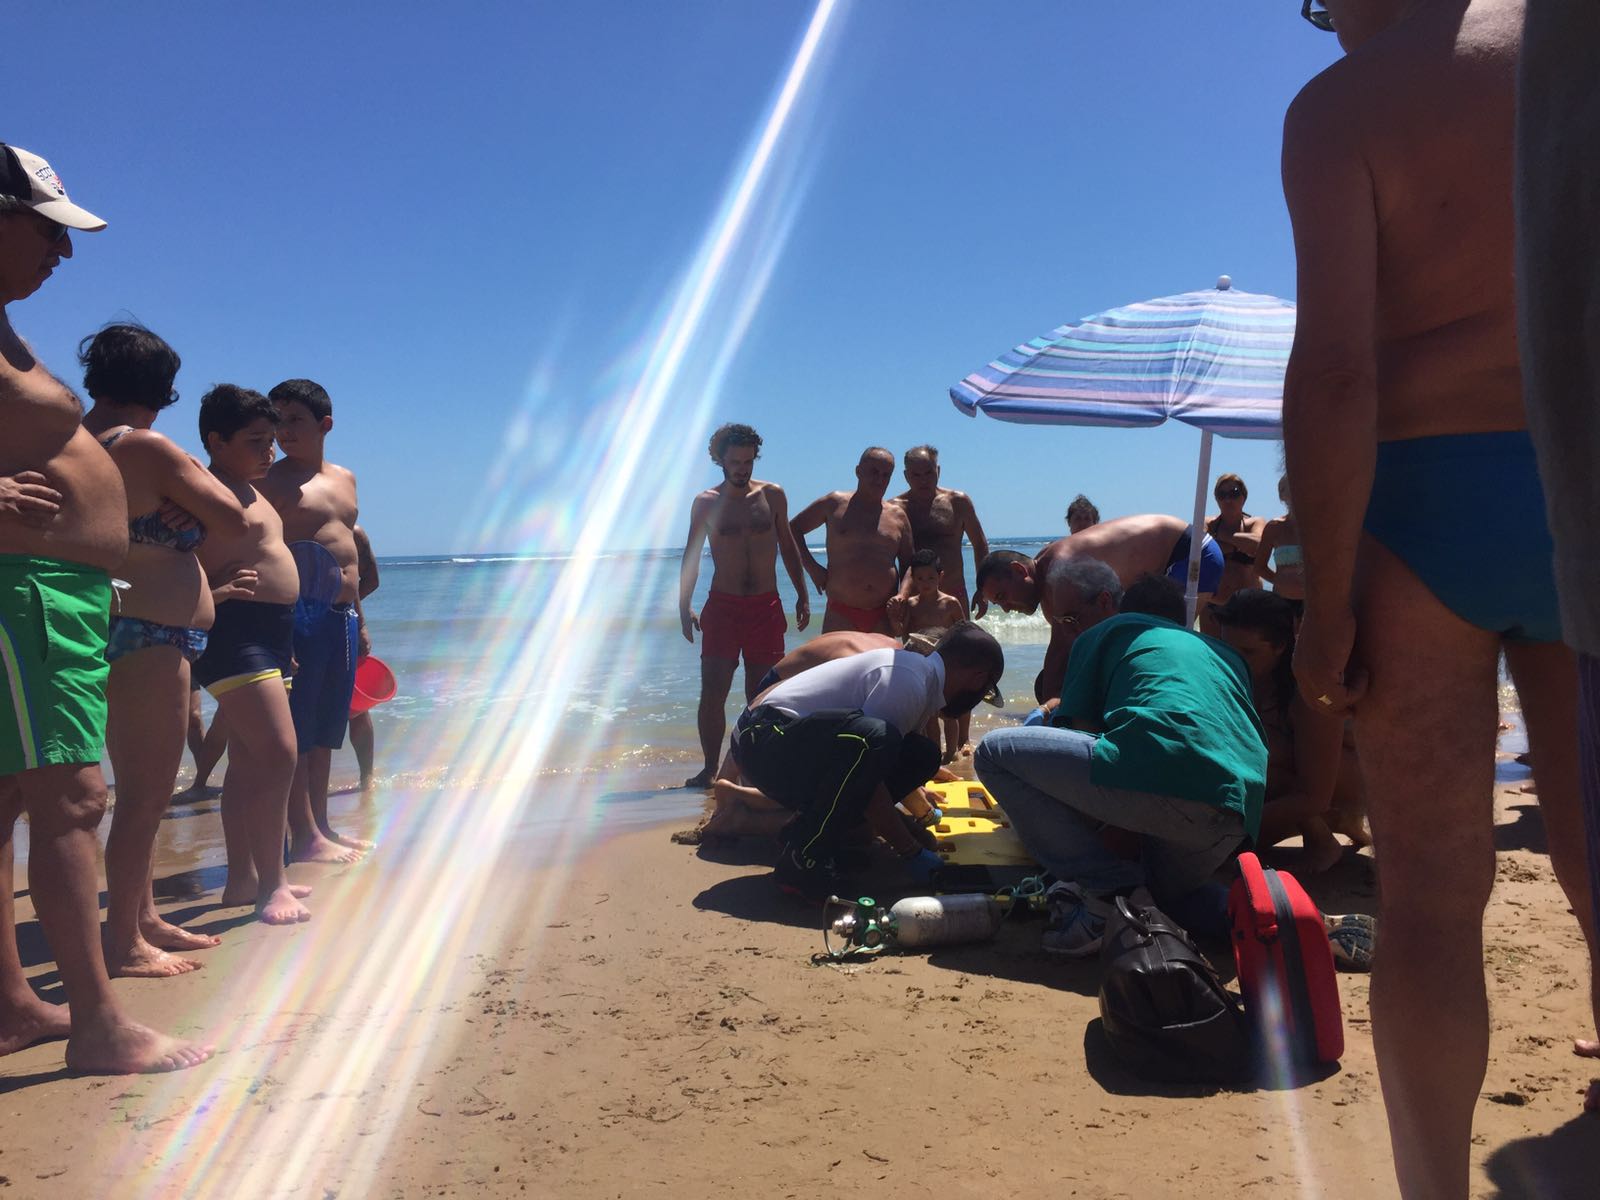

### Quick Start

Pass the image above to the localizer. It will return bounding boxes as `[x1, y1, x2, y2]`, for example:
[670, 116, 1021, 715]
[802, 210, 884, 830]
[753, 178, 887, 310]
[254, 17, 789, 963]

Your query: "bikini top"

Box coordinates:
[1273, 544, 1304, 568]
[97, 427, 207, 553]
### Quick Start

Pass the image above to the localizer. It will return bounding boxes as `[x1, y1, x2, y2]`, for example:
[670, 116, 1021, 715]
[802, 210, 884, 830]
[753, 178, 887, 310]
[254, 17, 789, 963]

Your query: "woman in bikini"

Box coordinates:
[78, 325, 249, 977]
[1255, 474, 1305, 611]
[1200, 472, 1267, 636]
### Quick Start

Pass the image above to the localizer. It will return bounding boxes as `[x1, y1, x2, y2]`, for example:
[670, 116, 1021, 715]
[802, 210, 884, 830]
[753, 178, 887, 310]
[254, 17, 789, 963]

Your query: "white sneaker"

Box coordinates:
[1040, 882, 1115, 958]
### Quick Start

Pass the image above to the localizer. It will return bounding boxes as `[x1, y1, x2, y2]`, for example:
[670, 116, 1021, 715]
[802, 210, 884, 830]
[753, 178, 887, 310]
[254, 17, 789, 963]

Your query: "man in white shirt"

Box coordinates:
[731, 622, 1004, 899]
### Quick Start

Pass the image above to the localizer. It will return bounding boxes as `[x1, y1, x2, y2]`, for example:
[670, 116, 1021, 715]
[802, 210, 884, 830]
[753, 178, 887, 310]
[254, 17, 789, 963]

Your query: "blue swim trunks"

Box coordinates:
[1166, 526, 1225, 594]
[1363, 431, 1560, 643]
[289, 602, 359, 753]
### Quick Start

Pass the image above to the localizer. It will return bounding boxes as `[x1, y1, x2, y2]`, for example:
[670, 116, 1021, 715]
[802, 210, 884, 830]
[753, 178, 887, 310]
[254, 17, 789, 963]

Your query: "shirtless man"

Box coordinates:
[263, 379, 369, 862]
[791, 447, 914, 635]
[679, 423, 809, 788]
[974, 513, 1222, 702]
[194, 385, 311, 925]
[1282, 3, 1597, 1193]
[0, 143, 211, 1072]
[890, 445, 988, 616]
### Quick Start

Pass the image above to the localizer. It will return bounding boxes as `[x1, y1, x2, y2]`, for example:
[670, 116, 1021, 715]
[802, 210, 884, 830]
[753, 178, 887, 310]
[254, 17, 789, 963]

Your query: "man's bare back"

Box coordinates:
[263, 460, 360, 604]
[1289, 0, 1525, 440]
[1039, 514, 1188, 597]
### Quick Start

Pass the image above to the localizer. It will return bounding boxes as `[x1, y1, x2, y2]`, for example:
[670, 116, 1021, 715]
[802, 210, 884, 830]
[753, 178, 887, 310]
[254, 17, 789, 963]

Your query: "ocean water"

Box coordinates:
[350, 536, 1056, 809]
[31, 533, 1528, 870]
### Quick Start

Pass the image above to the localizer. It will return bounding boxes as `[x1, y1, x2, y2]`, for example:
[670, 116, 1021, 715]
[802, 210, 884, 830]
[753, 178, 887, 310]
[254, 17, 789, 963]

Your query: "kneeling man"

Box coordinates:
[975, 558, 1264, 956]
[733, 621, 1004, 898]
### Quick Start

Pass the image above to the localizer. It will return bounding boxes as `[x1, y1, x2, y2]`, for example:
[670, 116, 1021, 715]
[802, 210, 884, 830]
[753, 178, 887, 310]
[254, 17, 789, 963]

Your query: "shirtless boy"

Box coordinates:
[791, 447, 914, 635]
[891, 445, 988, 616]
[194, 385, 310, 926]
[1282, 1, 1597, 1191]
[678, 423, 809, 788]
[892, 550, 968, 761]
[975, 513, 1222, 701]
[0, 143, 210, 1073]
[263, 379, 369, 862]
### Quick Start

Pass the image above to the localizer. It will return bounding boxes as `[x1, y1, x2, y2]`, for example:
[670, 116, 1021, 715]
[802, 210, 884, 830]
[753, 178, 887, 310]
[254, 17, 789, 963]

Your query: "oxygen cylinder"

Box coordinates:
[822, 893, 1005, 959]
[886, 894, 1004, 948]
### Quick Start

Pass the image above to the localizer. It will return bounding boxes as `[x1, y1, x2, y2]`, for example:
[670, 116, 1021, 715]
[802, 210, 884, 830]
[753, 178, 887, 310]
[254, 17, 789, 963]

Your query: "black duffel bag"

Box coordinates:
[1096, 895, 1254, 1085]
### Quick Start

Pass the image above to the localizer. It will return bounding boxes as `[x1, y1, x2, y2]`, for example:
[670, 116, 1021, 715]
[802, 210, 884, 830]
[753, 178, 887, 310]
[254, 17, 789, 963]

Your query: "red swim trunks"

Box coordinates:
[700, 590, 786, 663]
[827, 600, 889, 633]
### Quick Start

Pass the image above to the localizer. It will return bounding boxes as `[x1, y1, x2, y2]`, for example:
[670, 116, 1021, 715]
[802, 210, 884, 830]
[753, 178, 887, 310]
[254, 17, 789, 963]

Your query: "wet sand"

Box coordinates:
[2, 757, 1597, 1197]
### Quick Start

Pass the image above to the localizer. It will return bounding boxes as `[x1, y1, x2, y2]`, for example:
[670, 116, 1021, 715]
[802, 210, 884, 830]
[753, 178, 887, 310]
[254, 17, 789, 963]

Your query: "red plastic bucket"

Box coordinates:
[349, 655, 397, 716]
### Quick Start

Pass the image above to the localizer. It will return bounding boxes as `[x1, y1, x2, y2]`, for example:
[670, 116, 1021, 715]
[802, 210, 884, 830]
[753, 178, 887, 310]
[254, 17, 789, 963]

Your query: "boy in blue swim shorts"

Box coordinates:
[263, 379, 371, 863]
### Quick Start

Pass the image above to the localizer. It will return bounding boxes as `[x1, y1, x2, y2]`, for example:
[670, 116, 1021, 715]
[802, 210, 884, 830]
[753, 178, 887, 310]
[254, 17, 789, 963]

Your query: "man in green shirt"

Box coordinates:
[974, 558, 1266, 956]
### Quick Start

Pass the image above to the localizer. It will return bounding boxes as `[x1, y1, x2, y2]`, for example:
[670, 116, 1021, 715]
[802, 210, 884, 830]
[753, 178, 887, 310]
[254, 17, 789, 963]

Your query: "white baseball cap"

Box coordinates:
[0, 143, 105, 231]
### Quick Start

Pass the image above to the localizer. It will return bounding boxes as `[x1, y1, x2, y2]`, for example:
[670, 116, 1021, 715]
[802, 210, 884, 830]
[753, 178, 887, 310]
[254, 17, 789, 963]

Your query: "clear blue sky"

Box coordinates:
[10, 4, 1338, 556]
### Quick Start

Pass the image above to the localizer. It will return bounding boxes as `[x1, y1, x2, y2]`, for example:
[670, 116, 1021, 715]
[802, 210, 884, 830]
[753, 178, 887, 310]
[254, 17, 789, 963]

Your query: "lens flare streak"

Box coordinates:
[135, 3, 847, 1195]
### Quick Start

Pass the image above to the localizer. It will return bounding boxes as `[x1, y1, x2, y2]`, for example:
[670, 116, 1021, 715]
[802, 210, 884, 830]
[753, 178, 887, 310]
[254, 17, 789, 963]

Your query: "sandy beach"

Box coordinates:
[2, 745, 1595, 1199]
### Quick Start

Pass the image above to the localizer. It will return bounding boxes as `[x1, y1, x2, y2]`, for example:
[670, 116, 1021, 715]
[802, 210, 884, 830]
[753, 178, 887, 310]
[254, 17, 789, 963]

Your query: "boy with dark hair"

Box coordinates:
[891, 549, 969, 761]
[263, 378, 369, 863]
[194, 385, 310, 925]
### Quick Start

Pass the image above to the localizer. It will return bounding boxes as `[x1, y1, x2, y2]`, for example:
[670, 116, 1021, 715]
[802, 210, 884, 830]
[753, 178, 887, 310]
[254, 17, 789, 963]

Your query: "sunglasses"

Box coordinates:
[1301, 0, 1334, 31]
[1216, 487, 1246, 500]
[27, 211, 70, 244]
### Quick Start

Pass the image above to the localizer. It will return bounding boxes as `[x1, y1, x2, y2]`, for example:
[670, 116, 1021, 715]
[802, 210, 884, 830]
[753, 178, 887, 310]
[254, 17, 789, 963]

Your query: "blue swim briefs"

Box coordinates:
[1363, 431, 1560, 643]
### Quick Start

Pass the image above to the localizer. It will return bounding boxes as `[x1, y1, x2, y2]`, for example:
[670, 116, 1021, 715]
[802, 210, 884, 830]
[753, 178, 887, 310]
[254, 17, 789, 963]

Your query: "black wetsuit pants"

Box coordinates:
[732, 705, 939, 867]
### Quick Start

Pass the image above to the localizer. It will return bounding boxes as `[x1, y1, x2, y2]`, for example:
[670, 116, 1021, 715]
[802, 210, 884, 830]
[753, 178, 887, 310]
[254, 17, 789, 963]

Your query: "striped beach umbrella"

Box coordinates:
[949, 277, 1296, 620]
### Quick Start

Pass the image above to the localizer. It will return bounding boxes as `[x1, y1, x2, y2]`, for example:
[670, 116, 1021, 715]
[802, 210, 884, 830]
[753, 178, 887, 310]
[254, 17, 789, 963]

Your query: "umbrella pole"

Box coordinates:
[1185, 430, 1214, 627]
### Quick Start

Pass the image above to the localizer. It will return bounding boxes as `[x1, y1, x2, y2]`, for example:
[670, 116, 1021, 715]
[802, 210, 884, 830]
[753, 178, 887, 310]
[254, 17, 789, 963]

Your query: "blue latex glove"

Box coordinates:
[904, 847, 944, 885]
[1022, 706, 1049, 727]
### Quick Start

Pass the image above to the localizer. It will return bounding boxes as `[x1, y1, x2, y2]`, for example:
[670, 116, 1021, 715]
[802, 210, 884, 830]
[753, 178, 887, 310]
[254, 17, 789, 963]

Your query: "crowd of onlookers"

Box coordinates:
[2, 142, 378, 1074]
[678, 6, 1600, 1198]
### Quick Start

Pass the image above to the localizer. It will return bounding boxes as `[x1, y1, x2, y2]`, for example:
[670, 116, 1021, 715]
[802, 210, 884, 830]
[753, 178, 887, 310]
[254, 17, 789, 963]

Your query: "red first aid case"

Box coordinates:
[1228, 851, 1344, 1066]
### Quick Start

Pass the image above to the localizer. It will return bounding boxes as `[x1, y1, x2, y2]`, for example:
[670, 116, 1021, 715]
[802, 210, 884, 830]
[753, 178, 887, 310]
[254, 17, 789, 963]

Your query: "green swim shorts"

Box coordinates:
[0, 554, 112, 776]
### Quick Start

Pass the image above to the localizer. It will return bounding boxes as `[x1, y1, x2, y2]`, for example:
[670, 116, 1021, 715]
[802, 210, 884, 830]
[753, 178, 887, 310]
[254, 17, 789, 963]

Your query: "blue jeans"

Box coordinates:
[975, 726, 1245, 904]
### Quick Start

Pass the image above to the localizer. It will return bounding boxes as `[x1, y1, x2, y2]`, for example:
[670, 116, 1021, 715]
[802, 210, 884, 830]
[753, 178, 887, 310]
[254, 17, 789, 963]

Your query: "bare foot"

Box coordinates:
[141, 918, 221, 952]
[289, 835, 363, 865]
[1330, 814, 1372, 849]
[221, 876, 312, 905]
[327, 830, 375, 851]
[257, 885, 312, 925]
[1301, 822, 1346, 875]
[65, 1018, 214, 1074]
[106, 938, 203, 979]
[173, 783, 220, 803]
[0, 997, 72, 1056]
[1576, 1040, 1600, 1112]
[683, 769, 714, 789]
